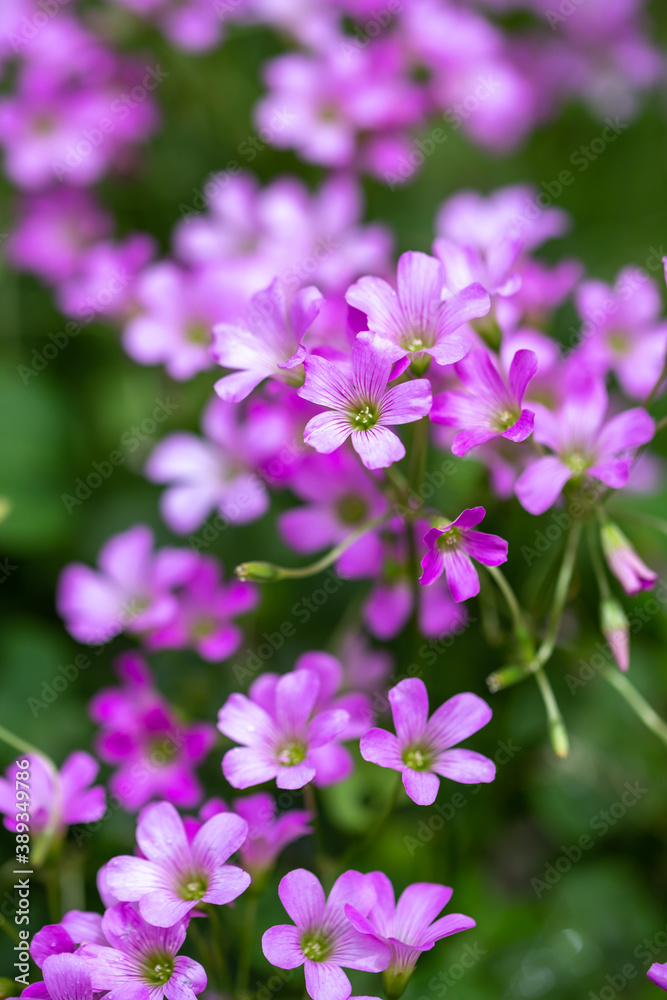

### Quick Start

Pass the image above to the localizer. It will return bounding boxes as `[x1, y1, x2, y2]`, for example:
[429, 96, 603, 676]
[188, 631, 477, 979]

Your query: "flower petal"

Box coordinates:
[514, 456, 573, 515]
[402, 769, 440, 806]
[425, 693, 493, 749]
[262, 925, 305, 969]
[432, 748, 496, 784]
[278, 869, 326, 928]
[442, 550, 480, 603]
[352, 426, 405, 470]
[359, 729, 403, 769]
[304, 413, 354, 454]
[304, 961, 352, 1000]
[388, 678, 429, 744]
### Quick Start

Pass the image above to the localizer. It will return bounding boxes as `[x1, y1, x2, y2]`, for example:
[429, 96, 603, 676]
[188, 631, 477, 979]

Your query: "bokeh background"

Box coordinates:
[2, 4, 667, 998]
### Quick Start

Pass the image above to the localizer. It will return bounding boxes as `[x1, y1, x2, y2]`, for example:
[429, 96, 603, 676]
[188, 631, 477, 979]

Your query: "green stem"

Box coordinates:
[340, 773, 403, 868]
[204, 904, 232, 994]
[655, 413, 667, 434]
[236, 891, 259, 998]
[235, 515, 388, 581]
[408, 416, 429, 500]
[485, 566, 534, 661]
[534, 667, 570, 758]
[587, 524, 611, 600]
[534, 520, 582, 668]
[0, 919, 20, 945]
[303, 783, 328, 881]
[602, 668, 667, 747]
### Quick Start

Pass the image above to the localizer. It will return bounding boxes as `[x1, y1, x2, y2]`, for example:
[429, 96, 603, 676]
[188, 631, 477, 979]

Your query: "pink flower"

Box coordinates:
[420, 507, 508, 602]
[145, 556, 259, 661]
[233, 792, 313, 878]
[648, 961, 667, 992]
[145, 397, 270, 534]
[21, 953, 94, 1000]
[105, 801, 250, 927]
[212, 279, 323, 402]
[218, 667, 351, 790]
[345, 251, 489, 369]
[56, 525, 197, 645]
[298, 332, 432, 469]
[600, 521, 658, 596]
[431, 348, 538, 456]
[514, 376, 655, 515]
[89, 652, 217, 810]
[360, 678, 495, 806]
[262, 869, 390, 1000]
[345, 873, 475, 991]
[30, 911, 106, 969]
[0, 752, 105, 837]
[82, 903, 206, 1000]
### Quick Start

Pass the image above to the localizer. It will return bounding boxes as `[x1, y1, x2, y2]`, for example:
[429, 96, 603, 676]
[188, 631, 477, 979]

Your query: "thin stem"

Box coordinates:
[0, 724, 54, 763]
[408, 416, 429, 499]
[235, 515, 388, 581]
[656, 413, 667, 434]
[534, 667, 570, 758]
[485, 566, 534, 661]
[236, 891, 259, 998]
[303, 783, 328, 881]
[534, 520, 582, 668]
[340, 773, 403, 869]
[602, 668, 667, 747]
[644, 359, 667, 408]
[587, 524, 611, 600]
[204, 904, 232, 994]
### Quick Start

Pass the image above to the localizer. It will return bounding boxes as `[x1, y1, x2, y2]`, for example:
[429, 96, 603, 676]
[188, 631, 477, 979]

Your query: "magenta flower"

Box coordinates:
[278, 451, 387, 574]
[212, 279, 323, 402]
[345, 251, 489, 368]
[81, 903, 206, 1000]
[233, 792, 313, 878]
[298, 332, 432, 469]
[360, 679, 495, 806]
[145, 556, 259, 662]
[600, 521, 658, 596]
[420, 507, 508, 602]
[648, 962, 667, 991]
[345, 873, 475, 992]
[22, 953, 94, 1000]
[105, 801, 250, 927]
[514, 376, 655, 515]
[57, 525, 197, 645]
[89, 652, 217, 811]
[0, 752, 105, 837]
[31, 911, 107, 969]
[262, 869, 390, 1000]
[431, 348, 538, 456]
[146, 397, 271, 535]
[217, 668, 351, 790]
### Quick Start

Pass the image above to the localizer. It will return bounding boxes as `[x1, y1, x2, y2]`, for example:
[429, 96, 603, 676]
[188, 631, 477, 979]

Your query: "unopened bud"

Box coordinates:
[235, 561, 284, 582]
[600, 596, 630, 672]
[600, 521, 657, 595]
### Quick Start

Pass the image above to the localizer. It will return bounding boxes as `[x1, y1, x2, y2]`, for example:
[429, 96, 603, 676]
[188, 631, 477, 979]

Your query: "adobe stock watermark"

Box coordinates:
[9, 0, 72, 51]
[520, 481, 606, 566]
[52, 65, 169, 181]
[404, 738, 521, 856]
[545, 0, 589, 30]
[61, 397, 179, 513]
[385, 76, 501, 190]
[566, 578, 667, 693]
[530, 781, 648, 897]
[588, 921, 667, 1000]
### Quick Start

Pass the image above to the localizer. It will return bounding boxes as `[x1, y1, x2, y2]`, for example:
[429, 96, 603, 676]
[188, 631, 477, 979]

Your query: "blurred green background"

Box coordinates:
[2, 5, 667, 998]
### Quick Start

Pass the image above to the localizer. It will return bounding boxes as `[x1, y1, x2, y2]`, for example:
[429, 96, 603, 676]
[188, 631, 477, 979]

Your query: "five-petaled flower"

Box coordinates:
[419, 507, 508, 602]
[360, 678, 495, 806]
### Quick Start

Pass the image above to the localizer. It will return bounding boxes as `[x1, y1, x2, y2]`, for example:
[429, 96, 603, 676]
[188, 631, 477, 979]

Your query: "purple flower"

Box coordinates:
[261, 868, 390, 1000]
[298, 332, 432, 469]
[105, 801, 250, 927]
[22, 953, 93, 1000]
[345, 251, 489, 369]
[212, 279, 323, 402]
[56, 525, 198, 645]
[31, 911, 107, 969]
[575, 266, 667, 399]
[345, 873, 475, 993]
[217, 668, 351, 790]
[514, 376, 655, 515]
[600, 521, 658, 596]
[81, 903, 206, 1000]
[145, 555, 259, 662]
[0, 752, 105, 837]
[420, 507, 508, 602]
[648, 961, 667, 991]
[145, 397, 271, 535]
[89, 652, 217, 811]
[360, 679, 495, 806]
[278, 451, 387, 575]
[233, 792, 313, 878]
[430, 348, 538, 456]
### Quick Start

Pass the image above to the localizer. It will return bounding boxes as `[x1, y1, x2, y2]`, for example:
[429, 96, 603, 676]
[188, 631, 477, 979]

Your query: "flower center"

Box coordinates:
[565, 451, 589, 475]
[185, 321, 211, 346]
[181, 875, 208, 901]
[437, 526, 461, 549]
[351, 403, 378, 429]
[494, 407, 518, 431]
[301, 931, 330, 962]
[192, 616, 217, 638]
[143, 953, 174, 985]
[609, 332, 629, 353]
[403, 745, 432, 771]
[336, 494, 367, 525]
[277, 741, 307, 767]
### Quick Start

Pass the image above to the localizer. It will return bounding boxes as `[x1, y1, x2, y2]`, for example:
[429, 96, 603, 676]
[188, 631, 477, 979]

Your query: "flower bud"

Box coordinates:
[487, 664, 531, 692]
[600, 596, 630, 672]
[234, 561, 284, 582]
[600, 521, 657, 595]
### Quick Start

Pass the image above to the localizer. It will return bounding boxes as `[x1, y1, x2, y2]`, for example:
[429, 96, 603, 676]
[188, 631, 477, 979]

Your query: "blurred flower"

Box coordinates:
[0, 752, 105, 839]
